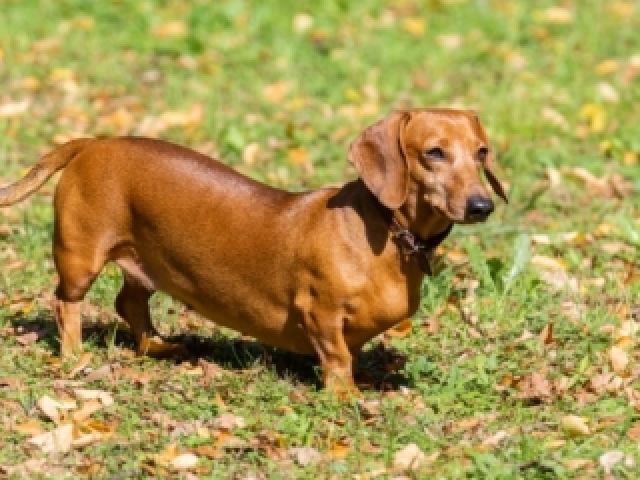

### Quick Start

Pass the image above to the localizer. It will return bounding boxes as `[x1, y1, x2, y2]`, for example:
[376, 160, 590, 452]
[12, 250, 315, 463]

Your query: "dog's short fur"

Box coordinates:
[0, 109, 506, 395]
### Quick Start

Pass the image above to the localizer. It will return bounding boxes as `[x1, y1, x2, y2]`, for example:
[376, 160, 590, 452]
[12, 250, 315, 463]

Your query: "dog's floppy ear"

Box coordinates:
[483, 154, 508, 203]
[348, 111, 411, 209]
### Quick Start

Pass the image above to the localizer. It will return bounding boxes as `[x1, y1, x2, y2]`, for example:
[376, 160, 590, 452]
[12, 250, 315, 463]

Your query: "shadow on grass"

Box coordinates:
[8, 312, 411, 393]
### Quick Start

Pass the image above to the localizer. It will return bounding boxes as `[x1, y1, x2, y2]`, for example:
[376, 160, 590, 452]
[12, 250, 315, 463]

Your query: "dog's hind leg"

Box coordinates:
[115, 274, 187, 358]
[53, 249, 105, 358]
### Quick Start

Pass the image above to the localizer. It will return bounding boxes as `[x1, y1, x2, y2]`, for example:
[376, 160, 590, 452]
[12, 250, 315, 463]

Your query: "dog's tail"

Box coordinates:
[0, 138, 93, 206]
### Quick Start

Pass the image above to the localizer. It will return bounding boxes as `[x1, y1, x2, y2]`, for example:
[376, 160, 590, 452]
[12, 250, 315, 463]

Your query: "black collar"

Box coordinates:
[389, 217, 453, 275]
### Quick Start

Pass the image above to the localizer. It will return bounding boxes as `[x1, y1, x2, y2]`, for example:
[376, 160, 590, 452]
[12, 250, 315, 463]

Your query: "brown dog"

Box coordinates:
[0, 109, 506, 394]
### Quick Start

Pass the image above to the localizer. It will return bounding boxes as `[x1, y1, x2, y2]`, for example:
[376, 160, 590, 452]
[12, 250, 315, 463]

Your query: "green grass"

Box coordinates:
[1, 0, 639, 478]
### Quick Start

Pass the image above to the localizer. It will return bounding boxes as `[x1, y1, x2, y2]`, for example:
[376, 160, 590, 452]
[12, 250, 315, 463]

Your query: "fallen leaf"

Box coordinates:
[609, 346, 629, 373]
[263, 82, 289, 104]
[561, 415, 590, 437]
[12, 419, 46, 436]
[517, 372, 552, 402]
[565, 458, 595, 471]
[84, 363, 120, 382]
[28, 424, 73, 453]
[599, 451, 624, 475]
[73, 389, 114, 407]
[393, 443, 426, 471]
[153, 21, 187, 38]
[71, 399, 104, 423]
[67, 352, 93, 378]
[539, 322, 554, 345]
[0, 99, 30, 118]
[212, 413, 246, 431]
[15, 332, 38, 346]
[287, 147, 309, 165]
[293, 13, 313, 34]
[37, 395, 76, 424]
[402, 17, 426, 37]
[170, 453, 199, 471]
[326, 438, 351, 460]
[481, 430, 509, 449]
[386, 319, 412, 338]
[626, 423, 640, 441]
[288, 447, 322, 466]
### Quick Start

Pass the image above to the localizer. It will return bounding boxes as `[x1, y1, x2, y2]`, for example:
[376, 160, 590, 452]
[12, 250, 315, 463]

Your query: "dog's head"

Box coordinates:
[348, 109, 507, 224]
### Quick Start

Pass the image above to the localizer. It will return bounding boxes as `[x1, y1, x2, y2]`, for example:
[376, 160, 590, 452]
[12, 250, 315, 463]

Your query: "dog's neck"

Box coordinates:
[349, 180, 453, 274]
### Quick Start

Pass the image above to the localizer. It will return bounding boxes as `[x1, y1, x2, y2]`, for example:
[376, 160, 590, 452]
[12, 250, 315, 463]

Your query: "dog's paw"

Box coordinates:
[137, 335, 188, 359]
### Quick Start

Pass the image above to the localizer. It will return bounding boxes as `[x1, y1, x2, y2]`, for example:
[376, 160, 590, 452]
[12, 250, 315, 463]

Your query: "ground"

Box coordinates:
[1, 1, 639, 478]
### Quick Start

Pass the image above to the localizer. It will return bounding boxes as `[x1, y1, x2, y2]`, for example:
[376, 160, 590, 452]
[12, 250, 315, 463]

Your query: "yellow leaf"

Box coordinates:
[287, 147, 309, 164]
[623, 152, 638, 166]
[561, 415, 590, 437]
[579, 103, 607, 133]
[12, 419, 46, 436]
[402, 17, 426, 37]
[263, 82, 289, 103]
[596, 59, 619, 75]
[153, 21, 187, 38]
[327, 439, 351, 460]
[545, 7, 573, 24]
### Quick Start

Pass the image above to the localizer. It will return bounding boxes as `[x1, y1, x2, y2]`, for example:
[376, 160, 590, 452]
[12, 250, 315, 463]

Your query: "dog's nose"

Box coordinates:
[466, 195, 494, 220]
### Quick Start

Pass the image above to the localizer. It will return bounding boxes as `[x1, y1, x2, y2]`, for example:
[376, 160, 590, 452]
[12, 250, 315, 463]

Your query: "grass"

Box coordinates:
[1, 0, 639, 478]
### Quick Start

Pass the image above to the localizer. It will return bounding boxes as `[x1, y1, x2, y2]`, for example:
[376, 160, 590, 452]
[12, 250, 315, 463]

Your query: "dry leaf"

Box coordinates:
[386, 319, 412, 338]
[288, 447, 322, 466]
[481, 430, 509, 448]
[326, 438, 351, 460]
[287, 147, 309, 165]
[0, 99, 30, 118]
[293, 13, 313, 34]
[626, 423, 640, 441]
[565, 458, 595, 470]
[84, 363, 120, 382]
[517, 372, 552, 401]
[599, 451, 624, 475]
[67, 352, 93, 378]
[170, 453, 199, 471]
[539, 322, 554, 345]
[73, 389, 114, 407]
[212, 413, 246, 431]
[28, 424, 73, 453]
[12, 419, 46, 436]
[154, 21, 187, 38]
[263, 82, 289, 103]
[541, 6, 573, 24]
[37, 395, 76, 424]
[71, 399, 104, 423]
[15, 332, 38, 346]
[561, 415, 590, 437]
[402, 17, 426, 37]
[393, 443, 426, 471]
[609, 346, 629, 373]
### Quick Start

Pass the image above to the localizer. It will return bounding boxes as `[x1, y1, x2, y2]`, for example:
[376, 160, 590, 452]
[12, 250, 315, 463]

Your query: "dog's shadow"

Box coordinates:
[8, 313, 410, 392]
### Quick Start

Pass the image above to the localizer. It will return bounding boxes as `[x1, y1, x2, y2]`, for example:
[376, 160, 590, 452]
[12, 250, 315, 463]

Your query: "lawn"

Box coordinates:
[1, 0, 639, 478]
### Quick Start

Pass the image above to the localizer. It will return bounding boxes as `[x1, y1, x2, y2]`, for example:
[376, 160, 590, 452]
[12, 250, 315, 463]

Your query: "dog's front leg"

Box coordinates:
[301, 311, 361, 398]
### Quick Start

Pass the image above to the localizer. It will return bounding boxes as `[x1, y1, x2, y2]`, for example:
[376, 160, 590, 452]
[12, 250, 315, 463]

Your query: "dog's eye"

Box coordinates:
[424, 147, 446, 161]
[477, 147, 489, 162]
